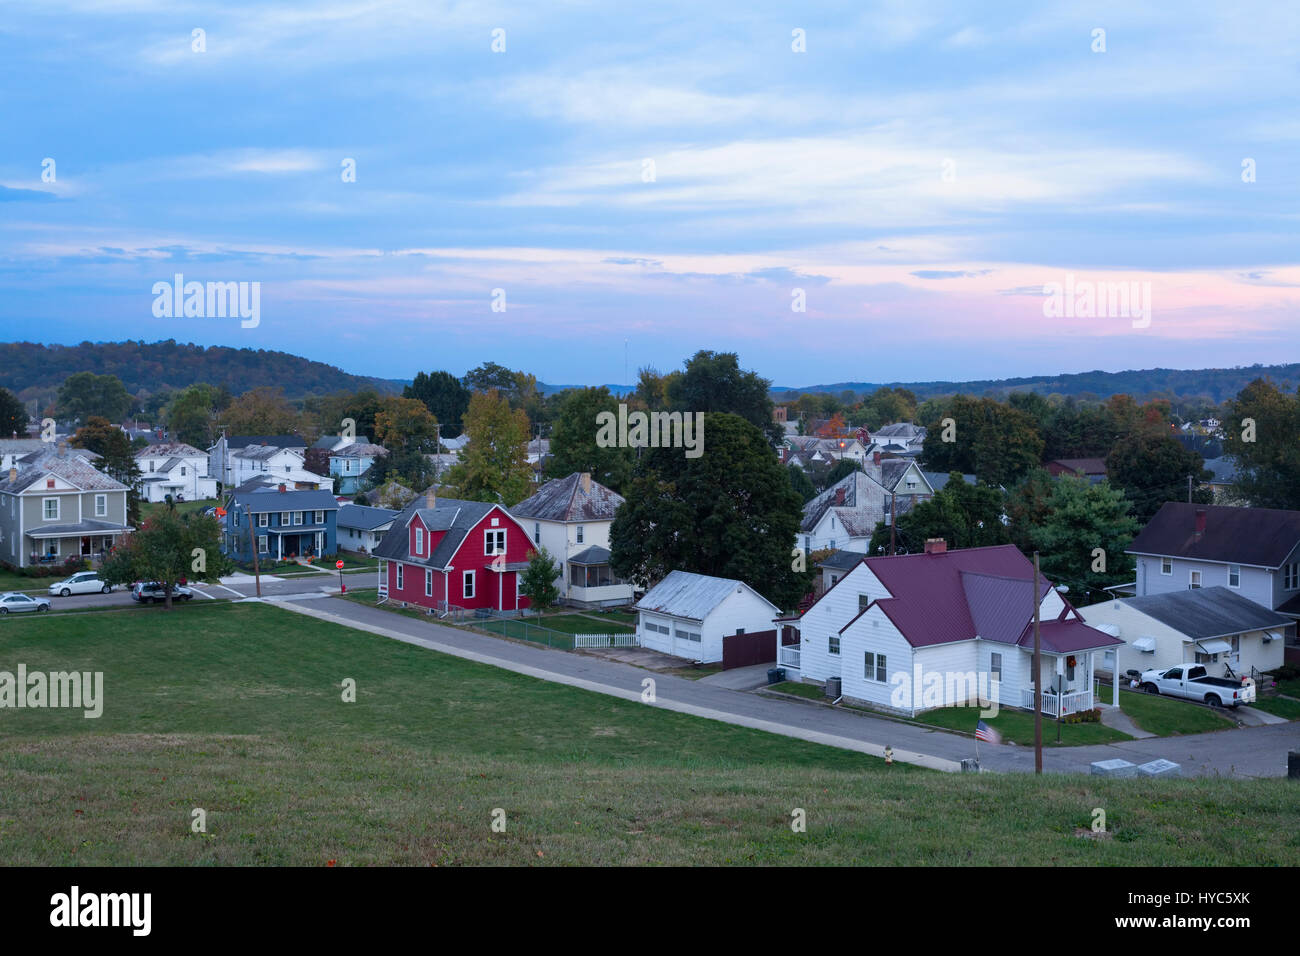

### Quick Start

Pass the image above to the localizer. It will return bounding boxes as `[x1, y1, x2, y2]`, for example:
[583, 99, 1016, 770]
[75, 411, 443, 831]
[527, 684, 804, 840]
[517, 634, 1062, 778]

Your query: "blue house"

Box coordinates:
[223, 488, 341, 562]
[329, 442, 388, 494]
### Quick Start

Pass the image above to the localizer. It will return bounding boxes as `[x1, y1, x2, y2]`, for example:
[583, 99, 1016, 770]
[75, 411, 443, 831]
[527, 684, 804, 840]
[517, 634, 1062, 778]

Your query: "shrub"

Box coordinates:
[1064, 707, 1102, 724]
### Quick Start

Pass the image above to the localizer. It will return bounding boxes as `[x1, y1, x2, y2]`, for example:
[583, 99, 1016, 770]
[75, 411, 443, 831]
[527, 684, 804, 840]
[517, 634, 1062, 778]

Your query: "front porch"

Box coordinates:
[1020, 687, 1094, 717]
[1019, 649, 1098, 717]
[26, 523, 131, 567]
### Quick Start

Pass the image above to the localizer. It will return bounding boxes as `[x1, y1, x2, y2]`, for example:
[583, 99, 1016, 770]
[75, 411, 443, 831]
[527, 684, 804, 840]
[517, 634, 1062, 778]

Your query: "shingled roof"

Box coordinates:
[510, 472, 624, 523]
[136, 442, 206, 459]
[0, 447, 127, 494]
[1127, 502, 1300, 568]
[372, 495, 508, 569]
[1113, 586, 1293, 641]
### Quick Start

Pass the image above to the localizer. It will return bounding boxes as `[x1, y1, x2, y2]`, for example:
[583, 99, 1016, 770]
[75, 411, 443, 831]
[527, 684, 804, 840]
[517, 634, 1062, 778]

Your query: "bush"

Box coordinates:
[1266, 664, 1300, 681]
[1063, 707, 1102, 724]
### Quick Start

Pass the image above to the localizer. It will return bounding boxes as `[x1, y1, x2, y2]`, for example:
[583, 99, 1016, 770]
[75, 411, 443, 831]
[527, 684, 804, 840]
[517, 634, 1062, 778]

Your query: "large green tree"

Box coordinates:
[1106, 431, 1211, 523]
[1009, 475, 1139, 606]
[165, 383, 222, 448]
[100, 506, 223, 610]
[920, 395, 1045, 486]
[666, 350, 780, 443]
[57, 372, 133, 425]
[444, 390, 533, 505]
[868, 475, 1008, 554]
[546, 387, 634, 492]
[70, 416, 144, 525]
[609, 413, 808, 609]
[1221, 378, 1300, 509]
[0, 386, 27, 438]
[219, 386, 302, 436]
[404, 371, 471, 438]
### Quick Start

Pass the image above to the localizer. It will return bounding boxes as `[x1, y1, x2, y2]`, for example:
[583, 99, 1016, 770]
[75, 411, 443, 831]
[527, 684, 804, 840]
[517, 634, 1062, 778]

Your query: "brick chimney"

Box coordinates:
[834, 486, 846, 505]
[1194, 507, 1207, 539]
[580, 472, 592, 494]
[57, 440, 67, 458]
[425, 488, 437, 509]
[7, 467, 15, 482]
[278, 483, 286, 493]
[924, 538, 947, 554]
[872, 451, 882, 466]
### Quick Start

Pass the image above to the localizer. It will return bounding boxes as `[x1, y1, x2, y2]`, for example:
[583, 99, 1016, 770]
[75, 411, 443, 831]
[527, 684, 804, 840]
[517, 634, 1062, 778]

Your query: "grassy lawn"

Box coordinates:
[1108, 687, 1236, 736]
[770, 680, 829, 701]
[335, 553, 379, 569]
[531, 612, 634, 635]
[908, 705, 1132, 747]
[138, 499, 212, 521]
[0, 570, 53, 594]
[2, 603, 1299, 865]
[1250, 696, 1300, 720]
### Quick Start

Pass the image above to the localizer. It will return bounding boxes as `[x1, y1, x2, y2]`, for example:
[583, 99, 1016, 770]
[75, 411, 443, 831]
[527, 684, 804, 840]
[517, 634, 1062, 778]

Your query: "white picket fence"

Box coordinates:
[572, 632, 641, 649]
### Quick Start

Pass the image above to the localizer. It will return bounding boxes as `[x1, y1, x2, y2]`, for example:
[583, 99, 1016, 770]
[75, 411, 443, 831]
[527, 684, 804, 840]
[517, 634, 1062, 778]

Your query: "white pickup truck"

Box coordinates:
[1138, 665, 1255, 708]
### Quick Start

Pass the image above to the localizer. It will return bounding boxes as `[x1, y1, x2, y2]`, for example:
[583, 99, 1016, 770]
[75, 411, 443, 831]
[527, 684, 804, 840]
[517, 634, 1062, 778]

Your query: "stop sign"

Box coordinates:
[336, 560, 344, 569]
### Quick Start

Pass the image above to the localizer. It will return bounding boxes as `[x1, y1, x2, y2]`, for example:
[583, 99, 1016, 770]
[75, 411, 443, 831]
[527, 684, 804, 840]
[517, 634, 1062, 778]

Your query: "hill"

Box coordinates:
[0, 340, 402, 400]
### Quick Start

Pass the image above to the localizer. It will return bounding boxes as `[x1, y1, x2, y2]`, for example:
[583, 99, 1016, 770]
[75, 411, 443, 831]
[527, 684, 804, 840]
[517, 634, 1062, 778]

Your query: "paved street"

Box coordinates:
[271, 595, 1300, 779]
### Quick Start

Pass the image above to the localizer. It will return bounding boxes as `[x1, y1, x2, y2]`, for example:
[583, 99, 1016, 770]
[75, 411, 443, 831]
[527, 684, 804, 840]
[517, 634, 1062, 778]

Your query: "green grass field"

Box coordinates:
[2, 603, 1298, 865]
[1251, 695, 1300, 720]
[1107, 687, 1237, 735]
[532, 613, 635, 635]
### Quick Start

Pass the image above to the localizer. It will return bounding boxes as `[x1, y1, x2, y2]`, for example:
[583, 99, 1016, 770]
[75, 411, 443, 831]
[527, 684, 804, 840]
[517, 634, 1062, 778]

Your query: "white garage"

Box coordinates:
[635, 570, 781, 663]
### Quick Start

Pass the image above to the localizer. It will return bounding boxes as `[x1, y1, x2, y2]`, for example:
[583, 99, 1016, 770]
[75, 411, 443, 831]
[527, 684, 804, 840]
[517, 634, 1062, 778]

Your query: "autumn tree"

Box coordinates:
[444, 390, 533, 505]
[70, 416, 144, 525]
[100, 507, 223, 610]
[869, 476, 1008, 554]
[220, 386, 301, 436]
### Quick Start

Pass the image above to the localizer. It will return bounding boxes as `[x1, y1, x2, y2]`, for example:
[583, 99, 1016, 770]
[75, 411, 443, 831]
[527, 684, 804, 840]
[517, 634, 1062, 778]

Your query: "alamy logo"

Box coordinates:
[50, 886, 150, 936]
[889, 666, 999, 717]
[0, 665, 102, 718]
[1042, 273, 1151, 328]
[151, 273, 260, 328]
[595, 403, 705, 459]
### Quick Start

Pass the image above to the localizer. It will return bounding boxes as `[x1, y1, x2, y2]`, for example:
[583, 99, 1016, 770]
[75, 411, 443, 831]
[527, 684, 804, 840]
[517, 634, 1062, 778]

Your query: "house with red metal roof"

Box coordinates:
[779, 540, 1122, 718]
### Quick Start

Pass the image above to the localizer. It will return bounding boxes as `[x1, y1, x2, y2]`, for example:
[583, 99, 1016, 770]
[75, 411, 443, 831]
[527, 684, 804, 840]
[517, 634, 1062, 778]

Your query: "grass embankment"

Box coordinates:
[2, 603, 1298, 865]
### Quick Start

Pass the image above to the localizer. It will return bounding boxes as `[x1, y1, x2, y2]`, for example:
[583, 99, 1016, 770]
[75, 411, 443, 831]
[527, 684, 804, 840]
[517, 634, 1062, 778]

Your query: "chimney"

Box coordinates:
[580, 472, 592, 494]
[924, 538, 947, 554]
[1194, 507, 1207, 539]
[57, 440, 67, 458]
[873, 451, 881, 466]
[278, 483, 286, 493]
[7, 467, 15, 482]
[425, 488, 437, 509]
[834, 487, 845, 505]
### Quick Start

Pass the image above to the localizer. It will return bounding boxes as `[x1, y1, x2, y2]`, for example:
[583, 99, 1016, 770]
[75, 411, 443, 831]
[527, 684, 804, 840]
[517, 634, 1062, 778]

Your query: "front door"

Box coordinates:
[81, 536, 91, 555]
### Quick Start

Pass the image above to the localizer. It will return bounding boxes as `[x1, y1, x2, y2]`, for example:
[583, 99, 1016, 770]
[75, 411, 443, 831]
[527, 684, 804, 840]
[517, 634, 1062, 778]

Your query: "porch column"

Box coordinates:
[1113, 645, 1120, 710]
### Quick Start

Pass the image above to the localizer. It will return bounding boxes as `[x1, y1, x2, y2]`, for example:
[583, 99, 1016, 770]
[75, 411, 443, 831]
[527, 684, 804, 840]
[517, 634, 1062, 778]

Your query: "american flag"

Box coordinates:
[975, 720, 1002, 744]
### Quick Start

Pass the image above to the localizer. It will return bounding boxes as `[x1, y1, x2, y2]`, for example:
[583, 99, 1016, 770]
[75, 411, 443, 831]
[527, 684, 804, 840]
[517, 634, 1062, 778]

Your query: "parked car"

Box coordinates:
[0, 592, 52, 614]
[47, 571, 113, 596]
[1139, 665, 1256, 708]
[131, 582, 194, 604]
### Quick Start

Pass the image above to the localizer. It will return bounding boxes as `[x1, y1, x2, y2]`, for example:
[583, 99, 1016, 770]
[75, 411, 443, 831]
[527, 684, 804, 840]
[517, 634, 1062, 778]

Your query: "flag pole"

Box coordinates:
[1033, 551, 1042, 774]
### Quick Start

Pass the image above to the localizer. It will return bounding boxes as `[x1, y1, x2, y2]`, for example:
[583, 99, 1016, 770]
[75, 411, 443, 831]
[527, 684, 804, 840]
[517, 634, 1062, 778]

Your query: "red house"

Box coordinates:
[373, 490, 535, 612]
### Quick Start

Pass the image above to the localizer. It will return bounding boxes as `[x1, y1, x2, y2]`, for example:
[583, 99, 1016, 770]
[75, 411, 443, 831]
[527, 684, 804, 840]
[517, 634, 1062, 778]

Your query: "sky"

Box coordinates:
[1, 0, 1298, 389]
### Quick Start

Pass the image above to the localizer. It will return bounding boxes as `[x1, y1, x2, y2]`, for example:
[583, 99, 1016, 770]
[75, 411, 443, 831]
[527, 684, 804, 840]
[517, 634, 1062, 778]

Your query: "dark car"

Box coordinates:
[131, 582, 194, 604]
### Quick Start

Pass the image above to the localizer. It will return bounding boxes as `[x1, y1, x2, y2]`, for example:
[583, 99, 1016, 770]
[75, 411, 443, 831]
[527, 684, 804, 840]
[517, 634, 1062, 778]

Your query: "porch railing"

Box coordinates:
[1021, 688, 1092, 717]
[779, 643, 801, 669]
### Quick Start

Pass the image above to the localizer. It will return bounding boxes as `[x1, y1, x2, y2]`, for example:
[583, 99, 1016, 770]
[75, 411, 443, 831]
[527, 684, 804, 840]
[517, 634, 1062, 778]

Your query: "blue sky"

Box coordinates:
[1, 0, 1298, 387]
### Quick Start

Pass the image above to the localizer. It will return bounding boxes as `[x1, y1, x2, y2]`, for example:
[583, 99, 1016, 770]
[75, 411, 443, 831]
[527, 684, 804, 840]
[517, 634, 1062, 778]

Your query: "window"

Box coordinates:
[314, 510, 324, 524]
[1194, 651, 1217, 665]
[181, 466, 186, 476]
[1286, 563, 1300, 590]
[858, 593, 870, 612]
[258, 513, 269, 528]
[485, 529, 506, 555]
[43, 498, 59, 520]
[94, 494, 107, 517]
[674, 627, 701, 643]
[990, 652, 1002, 683]
[533, 522, 540, 544]
[829, 634, 840, 655]
[463, 570, 475, 599]
[281, 512, 291, 526]
[1228, 565, 1241, 588]
[1189, 570, 1202, 589]
[396, 564, 404, 589]
[829, 539, 836, 550]
[425, 569, 433, 597]
[864, 651, 886, 682]
[257, 535, 268, 553]
[830, 574, 840, 586]
[294, 512, 304, 526]
[1166, 667, 1182, 680]
[1160, 557, 1172, 576]
[576, 525, 584, 544]
[415, 528, 424, 554]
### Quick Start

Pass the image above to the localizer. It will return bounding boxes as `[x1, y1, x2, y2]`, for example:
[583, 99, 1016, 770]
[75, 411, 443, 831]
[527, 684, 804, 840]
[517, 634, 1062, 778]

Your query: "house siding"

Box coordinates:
[637, 587, 778, 663]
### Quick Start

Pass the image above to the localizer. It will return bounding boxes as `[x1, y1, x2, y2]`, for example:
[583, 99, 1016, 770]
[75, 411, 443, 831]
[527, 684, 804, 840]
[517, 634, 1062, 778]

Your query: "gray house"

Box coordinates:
[1127, 503, 1300, 624]
[0, 443, 132, 567]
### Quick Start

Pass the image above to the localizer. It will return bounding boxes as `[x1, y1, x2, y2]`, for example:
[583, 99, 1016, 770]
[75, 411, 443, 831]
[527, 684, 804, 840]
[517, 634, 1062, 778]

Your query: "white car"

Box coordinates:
[47, 571, 113, 597]
[0, 592, 52, 614]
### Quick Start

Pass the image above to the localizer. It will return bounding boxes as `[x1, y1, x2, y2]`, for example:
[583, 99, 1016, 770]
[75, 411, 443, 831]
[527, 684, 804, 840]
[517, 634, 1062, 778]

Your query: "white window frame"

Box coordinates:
[415, 528, 424, 554]
[258, 513, 269, 528]
[294, 511, 304, 526]
[1189, 569, 1202, 589]
[463, 569, 475, 600]
[425, 569, 433, 597]
[991, 652, 1003, 684]
[1160, 557, 1172, 576]
[576, 525, 584, 544]
[280, 511, 291, 526]
[1228, 565, 1241, 588]
[533, 522, 540, 544]
[314, 510, 324, 524]
[257, 534, 268, 554]
[94, 494, 107, 517]
[1286, 563, 1300, 590]
[396, 564, 404, 590]
[829, 634, 840, 655]
[43, 497, 59, 520]
[864, 650, 887, 683]
[485, 529, 506, 555]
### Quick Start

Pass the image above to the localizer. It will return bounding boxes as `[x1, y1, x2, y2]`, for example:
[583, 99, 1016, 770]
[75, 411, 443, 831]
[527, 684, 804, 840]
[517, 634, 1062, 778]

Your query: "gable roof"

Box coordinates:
[0, 447, 127, 494]
[330, 442, 387, 458]
[635, 569, 776, 622]
[802, 471, 885, 533]
[232, 444, 301, 461]
[923, 471, 977, 491]
[842, 545, 1121, 653]
[817, 549, 867, 572]
[510, 472, 624, 522]
[1201, 457, 1241, 484]
[372, 496, 520, 569]
[1047, 457, 1108, 476]
[1127, 502, 1300, 568]
[137, 442, 205, 460]
[225, 434, 306, 450]
[337, 503, 398, 530]
[1110, 586, 1293, 641]
[229, 488, 340, 512]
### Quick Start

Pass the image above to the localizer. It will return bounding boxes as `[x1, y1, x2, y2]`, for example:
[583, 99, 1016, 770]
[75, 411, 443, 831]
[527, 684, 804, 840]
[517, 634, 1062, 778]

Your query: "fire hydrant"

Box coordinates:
[884, 746, 894, 766]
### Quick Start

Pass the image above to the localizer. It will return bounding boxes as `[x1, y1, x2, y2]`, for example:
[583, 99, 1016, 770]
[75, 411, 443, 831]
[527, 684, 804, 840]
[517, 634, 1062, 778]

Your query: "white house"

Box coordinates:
[783, 541, 1122, 717]
[208, 434, 307, 487]
[509, 472, 632, 608]
[797, 459, 933, 554]
[1081, 587, 1293, 680]
[135, 442, 218, 502]
[634, 570, 781, 663]
[336, 503, 398, 554]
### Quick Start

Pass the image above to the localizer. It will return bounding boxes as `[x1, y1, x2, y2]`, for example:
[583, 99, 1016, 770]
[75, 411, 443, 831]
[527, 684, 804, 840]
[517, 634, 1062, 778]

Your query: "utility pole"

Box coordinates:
[245, 501, 262, 598]
[1033, 551, 1042, 774]
[1187, 474, 1193, 503]
[889, 494, 896, 556]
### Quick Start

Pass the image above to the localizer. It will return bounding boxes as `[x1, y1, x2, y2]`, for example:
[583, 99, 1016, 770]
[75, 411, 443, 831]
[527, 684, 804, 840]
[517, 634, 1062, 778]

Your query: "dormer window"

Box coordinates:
[415, 528, 424, 554]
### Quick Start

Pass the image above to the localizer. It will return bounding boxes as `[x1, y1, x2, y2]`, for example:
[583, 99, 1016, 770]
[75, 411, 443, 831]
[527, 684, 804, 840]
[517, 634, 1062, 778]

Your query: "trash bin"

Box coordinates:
[767, 668, 785, 685]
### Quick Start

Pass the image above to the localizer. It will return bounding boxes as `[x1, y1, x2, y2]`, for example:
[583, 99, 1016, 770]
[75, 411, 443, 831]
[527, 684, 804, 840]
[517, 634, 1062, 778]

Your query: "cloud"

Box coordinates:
[911, 269, 993, 280]
[0, 185, 58, 203]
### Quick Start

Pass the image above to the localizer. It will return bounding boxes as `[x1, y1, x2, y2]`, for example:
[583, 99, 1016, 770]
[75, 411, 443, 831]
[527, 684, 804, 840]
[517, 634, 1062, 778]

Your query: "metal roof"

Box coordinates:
[1114, 586, 1293, 641]
[634, 569, 776, 622]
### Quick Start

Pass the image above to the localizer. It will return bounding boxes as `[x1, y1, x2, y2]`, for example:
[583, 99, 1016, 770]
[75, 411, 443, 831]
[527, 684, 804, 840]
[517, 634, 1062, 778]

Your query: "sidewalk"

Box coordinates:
[268, 596, 1300, 779]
